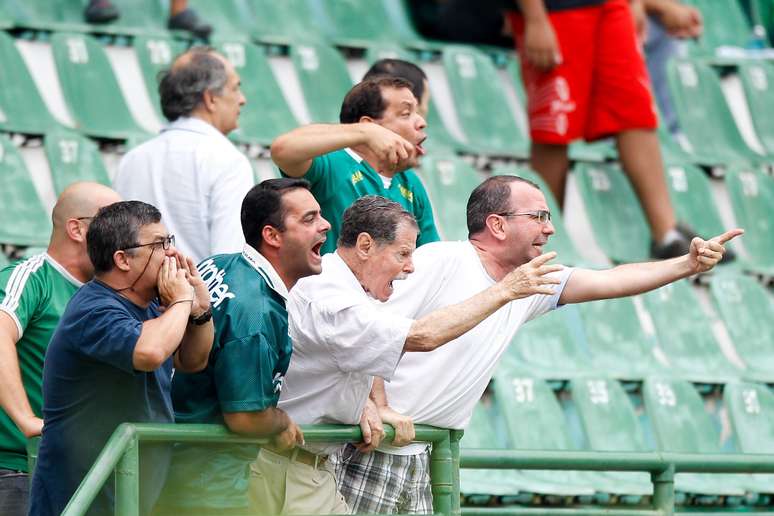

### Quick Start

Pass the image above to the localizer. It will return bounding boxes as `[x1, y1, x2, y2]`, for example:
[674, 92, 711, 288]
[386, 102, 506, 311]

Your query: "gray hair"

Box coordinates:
[338, 195, 418, 248]
[158, 47, 228, 122]
[87, 201, 161, 274]
[466, 175, 541, 237]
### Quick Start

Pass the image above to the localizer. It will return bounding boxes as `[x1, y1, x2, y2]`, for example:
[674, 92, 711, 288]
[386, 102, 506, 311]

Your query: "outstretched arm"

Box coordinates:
[560, 229, 743, 304]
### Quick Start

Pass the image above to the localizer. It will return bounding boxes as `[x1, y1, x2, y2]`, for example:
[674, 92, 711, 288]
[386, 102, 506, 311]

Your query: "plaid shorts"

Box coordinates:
[330, 444, 432, 514]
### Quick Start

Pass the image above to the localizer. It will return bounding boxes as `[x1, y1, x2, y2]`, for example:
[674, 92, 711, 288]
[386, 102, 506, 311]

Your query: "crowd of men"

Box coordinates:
[0, 36, 740, 516]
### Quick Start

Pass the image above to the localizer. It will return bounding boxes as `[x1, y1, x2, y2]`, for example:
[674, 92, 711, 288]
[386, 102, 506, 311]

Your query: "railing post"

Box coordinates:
[449, 430, 464, 516]
[114, 436, 140, 516]
[651, 464, 675, 516]
[430, 431, 453, 516]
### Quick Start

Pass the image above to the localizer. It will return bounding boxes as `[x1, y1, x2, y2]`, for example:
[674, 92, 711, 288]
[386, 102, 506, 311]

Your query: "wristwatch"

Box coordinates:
[189, 305, 213, 325]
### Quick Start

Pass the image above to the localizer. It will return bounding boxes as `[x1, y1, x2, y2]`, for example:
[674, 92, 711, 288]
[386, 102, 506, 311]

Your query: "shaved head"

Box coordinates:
[52, 182, 121, 230]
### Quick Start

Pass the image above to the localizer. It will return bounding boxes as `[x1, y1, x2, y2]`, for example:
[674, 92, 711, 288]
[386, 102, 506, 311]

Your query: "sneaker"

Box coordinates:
[84, 0, 119, 24]
[168, 8, 212, 39]
[650, 223, 736, 263]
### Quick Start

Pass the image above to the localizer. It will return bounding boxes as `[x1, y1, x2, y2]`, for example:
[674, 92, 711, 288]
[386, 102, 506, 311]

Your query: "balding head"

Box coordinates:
[52, 182, 121, 231]
[159, 47, 229, 122]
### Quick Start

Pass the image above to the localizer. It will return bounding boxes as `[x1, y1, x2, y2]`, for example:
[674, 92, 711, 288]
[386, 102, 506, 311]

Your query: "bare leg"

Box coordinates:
[170, 0, 187, 17]
[531, 142, 570, 208]
[615, 129, 676, 241]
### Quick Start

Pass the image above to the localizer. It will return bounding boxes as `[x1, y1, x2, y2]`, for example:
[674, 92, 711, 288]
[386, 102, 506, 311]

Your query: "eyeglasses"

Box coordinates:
[497, 210, 552, 224]
[122, 234, 175, 251]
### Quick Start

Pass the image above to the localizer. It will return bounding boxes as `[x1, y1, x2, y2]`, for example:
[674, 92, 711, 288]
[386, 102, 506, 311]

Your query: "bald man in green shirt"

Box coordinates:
[272, 76, 440, 254]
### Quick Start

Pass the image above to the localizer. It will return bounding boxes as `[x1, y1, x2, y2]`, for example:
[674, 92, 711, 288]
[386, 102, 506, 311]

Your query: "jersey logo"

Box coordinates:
[398, 184, 414, 203]
[351, 170, 364, 185]
[197, 259, 235, 308]
[273, 372, 284, 393]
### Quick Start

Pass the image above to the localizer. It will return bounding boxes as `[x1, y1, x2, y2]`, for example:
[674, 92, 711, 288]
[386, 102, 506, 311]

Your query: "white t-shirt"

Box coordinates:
[114, 117, 254, 263]
[380, 240, 573, 455]
[279, 252, 414, 454]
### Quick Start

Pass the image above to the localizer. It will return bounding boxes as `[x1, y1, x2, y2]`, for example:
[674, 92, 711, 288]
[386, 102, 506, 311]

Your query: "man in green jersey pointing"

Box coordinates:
[0, 182, 120, 516]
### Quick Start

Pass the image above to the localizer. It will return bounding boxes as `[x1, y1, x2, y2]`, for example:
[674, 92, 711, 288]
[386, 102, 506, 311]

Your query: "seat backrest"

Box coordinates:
[186, 0, 255, 41]
[247, 0, 311, 44]
[684, 0, 753, 52]
[570, 377, 649, 452]
[442, 45, 527, 154]
[573, 163, 650, 263]
[51, 33, 146, 139]
[724, 381, 774, 454]
[304, 0, 394, 46]
[643, 377, 721, 453]
[0, 31, 57, 134]
[724, 165, 774, 268]
[709, 272, 774, 373]
[664, 164, 729, 241]
[0, 135, 52, 246]
[216, 40, 299, 145]
[290, 42, 353, 123]
[415, 154, 484, 241]
[44, 128, 110, 195]
[133, 35, 187, 121]
[737, 61, 774, 156]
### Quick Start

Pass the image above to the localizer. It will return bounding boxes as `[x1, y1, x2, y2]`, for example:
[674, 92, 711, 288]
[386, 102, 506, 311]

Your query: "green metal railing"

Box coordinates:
[60, 423, 459, 516]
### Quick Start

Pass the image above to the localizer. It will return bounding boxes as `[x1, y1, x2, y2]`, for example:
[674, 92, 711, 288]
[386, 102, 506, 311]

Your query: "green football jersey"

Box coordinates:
[284, 148, 440, 254]
[161, 247, 291, 510]
[0, 254, 82, 472]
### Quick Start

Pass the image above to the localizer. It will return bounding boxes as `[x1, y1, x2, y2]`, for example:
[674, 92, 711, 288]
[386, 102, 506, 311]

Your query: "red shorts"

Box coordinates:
[508, 0, 657, 144]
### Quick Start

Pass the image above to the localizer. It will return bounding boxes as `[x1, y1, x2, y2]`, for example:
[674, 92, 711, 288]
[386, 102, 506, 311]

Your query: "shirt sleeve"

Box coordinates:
[75, 304, 143, 374]
[317, 299, 413, 381]
[282, 154, 338, 204]
[209, 153, 253, 256]
[0, 261, 44, 339]
[215, 333, 281, 413]
[409, 174, 441, 246]
[521, 267, 575, 323]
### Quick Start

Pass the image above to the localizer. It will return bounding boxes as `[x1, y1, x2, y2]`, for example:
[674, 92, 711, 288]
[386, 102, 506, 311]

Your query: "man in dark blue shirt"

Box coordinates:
[29, 201, 214, 516]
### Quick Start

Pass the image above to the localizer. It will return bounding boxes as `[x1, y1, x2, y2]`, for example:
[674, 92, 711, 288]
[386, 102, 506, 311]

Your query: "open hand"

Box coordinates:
[689, 229, 744, 273]
[178, 254, 210, 317]
[501, 251, 563, 300]
[157, 256, 194, 308]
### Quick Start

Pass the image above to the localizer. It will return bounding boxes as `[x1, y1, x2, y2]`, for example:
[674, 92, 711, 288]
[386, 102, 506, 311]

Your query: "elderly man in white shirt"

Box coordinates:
[263, 195, 565, 515]
[114, 47, 253, 263]
[332, 175, 743, 514]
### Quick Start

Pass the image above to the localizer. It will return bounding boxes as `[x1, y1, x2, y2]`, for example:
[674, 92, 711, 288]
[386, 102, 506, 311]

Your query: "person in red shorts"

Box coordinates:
[509, 0, 713, 259]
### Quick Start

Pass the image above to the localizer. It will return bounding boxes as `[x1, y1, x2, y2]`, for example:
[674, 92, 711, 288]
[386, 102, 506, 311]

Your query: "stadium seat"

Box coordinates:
[303, 0, 397, 48]
[683, 0, 754, 54]
[246, 0, 311, 45]
[50, 33, 148, 140]
[289, 42, 353, 123]
[0, 135, 52, 247]
[215, 40, 299, 146]
[577, 297, 662, 381]
[573, 163, 650, 263]
[657, 123, 701, 166]
[44, 128, 110, 195]
[442, 45, 529, 158]
[709, 273, 774, 383]
[185, 0, 254, 41]
[133, 35, 187, 122]
[723, 165, 774, 273]
[737, 61, 774, 158]
[0, 31, 59, 135]
[493, 372, 648, 497]
[500, 305, 594, 381]
[642, 281, 741, 383]
[724, 381, 774, 454]
[491, 165, 587, 266]
[643, 377, 764, 496]
[666, 59, 763, 166]
[415, 154, 484, 241]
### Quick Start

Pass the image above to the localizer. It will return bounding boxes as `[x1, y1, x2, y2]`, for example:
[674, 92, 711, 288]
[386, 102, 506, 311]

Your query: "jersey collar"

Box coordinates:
[44, 253, 84, 288]
[241, 244, 289, 300]
[344, 147, 363, 163]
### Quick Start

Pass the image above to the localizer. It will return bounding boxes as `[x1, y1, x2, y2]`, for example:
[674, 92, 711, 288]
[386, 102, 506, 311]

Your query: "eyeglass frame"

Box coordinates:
[495, 210, 552, 224]
[121, 234, 176, 252]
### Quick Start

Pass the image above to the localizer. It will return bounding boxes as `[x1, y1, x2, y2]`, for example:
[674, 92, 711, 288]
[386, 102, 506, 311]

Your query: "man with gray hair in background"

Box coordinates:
[114, 47, 253, 263]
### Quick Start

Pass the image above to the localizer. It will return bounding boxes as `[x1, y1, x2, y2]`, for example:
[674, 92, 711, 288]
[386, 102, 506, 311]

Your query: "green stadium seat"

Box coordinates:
[643, 377, 761, 497]
[709, 273, 774, 383]
[667, 59, 763, 166]
[500, 305, 594, 381]
[415, 154, 484, 241]
[642, 281, 741, 383]
[0, 32, 59, 135]
[442, 45, 529, 158]
[0, 135, 51, 247]
[493, 372, 649, 497]
[491, 165, 587, 266]
[573, 163, 650, 263]
[133, 35, 187, 122]
[290, 42, 353, 124]
[50, 33, 148, 140]
[379, 0, 438, 50]
[683, 0, 754, 54]
[44, 128, 110, 195]
[215, 40, 299, 146]
[725, 381, 774, 454]
[246, 0, 311, 45]
[304, 0, 394, 47]
[723, 165, 774, 273]
[737, 61, 774, 158]
[185, 0, 255, 41]
[657, 123, 700, 166]
[577, 297, 662, 381]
